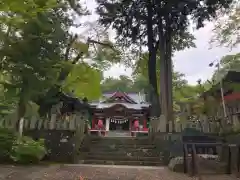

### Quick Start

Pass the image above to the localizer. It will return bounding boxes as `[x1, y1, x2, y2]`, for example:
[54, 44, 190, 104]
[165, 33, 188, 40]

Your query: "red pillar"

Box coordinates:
[92, 117, 95, 129]
[143, 119, 147, 129]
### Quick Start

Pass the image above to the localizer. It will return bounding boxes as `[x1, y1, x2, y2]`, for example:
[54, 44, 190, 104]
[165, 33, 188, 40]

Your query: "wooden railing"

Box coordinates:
[0, 113, 87, 131]
[183, 142, 240, 177]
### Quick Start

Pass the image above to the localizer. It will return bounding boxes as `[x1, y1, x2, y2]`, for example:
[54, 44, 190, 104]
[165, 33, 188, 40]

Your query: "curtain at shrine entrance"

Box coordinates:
[106, 118, 110, 131]
[109, 117, 129, 131]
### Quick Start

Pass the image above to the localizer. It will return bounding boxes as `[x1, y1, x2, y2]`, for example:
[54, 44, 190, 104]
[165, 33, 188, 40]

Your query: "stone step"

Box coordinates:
[90, 140, 152, 145]
[90, 144, 156, 149]
[85, 147, 157, 153]
[78, 159, 163, 166]
[88, 147, 156, 153]
[89, 138, 151, 144]
[83, 151, 160, 157]
[89, 136, 149, 140]
[83, 154, 160, 162]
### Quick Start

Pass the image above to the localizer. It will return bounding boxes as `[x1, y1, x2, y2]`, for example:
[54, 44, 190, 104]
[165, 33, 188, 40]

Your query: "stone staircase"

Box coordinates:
[78, 136, 163, 166]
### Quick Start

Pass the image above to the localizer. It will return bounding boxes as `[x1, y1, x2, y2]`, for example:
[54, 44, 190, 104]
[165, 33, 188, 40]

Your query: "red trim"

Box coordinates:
[224, 93, 240, 102]
[92, 118, 95, 129]
[143, 119, 147, 128]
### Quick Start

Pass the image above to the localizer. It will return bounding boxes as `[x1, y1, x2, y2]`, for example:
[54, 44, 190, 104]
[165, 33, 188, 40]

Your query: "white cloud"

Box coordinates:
[103, 64, 132, 79]
[174, 23, 239, 85]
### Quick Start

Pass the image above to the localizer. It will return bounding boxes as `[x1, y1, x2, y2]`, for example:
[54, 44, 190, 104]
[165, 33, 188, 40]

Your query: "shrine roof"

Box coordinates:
[102, 91, 147, 104]
[90, 102, 150, 110]
[89, 91, 149, 109]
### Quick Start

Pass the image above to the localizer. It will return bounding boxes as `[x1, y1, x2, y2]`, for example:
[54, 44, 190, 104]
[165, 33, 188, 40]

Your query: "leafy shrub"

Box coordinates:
[0, 127, 17, 161]
[10, 136, 47, 164]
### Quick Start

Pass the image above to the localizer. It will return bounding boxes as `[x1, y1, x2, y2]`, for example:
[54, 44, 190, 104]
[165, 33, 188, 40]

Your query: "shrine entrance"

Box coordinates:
[89, 91, 150, 137]
[109, 117, 130, 131]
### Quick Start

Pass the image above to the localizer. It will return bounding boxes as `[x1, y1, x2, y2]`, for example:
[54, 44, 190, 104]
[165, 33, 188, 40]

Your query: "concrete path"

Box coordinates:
[0, 164, 238, 180]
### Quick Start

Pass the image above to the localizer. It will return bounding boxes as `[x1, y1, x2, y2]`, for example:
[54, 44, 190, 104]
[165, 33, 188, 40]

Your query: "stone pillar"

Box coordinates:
[201, 115, 209, 133]
[233, 115, 240, 131]
[159, 115, 166, 132]
[175, 121, 180, 132]
[129, 118, 132, 130]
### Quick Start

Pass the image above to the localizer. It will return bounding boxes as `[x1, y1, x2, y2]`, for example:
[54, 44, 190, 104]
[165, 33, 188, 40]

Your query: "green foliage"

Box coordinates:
[211, 1, 240, 48]
[0, 0, 57, 26]
[134, 52, 187, 90]
[0, 0, 73, 124]
[10, 136, 46, 164]
[101, 75, 134, 92]
[212, 52, 240, 83]
[0, 128, 17, 161]
[63, 62, 102, 100]
[101, 75, 149, 94]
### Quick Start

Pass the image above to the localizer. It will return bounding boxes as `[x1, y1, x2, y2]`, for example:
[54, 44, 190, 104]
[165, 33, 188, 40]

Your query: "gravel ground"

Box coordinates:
[0, 164, 238, 180]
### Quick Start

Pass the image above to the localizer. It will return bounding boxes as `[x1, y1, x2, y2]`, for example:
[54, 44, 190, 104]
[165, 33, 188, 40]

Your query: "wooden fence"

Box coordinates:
[183, 142, 240, 177]
[0, 112, 87, 131]
[0, 112, 88, 163]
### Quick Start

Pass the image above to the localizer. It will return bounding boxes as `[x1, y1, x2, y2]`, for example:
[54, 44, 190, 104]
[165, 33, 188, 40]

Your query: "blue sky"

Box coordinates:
[74, 0, 239, 85]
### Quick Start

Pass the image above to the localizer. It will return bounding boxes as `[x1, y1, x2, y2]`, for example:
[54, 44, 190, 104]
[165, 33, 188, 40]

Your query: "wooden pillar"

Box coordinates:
[129, 117, 132, 130]
[183, 143, 187, 173]
[237, 145, 240, 175]
[143, 118, 147, 128]
[92, 116, 95, 129]
[190, 144, 196, 176]
[226, 145, 232, 174]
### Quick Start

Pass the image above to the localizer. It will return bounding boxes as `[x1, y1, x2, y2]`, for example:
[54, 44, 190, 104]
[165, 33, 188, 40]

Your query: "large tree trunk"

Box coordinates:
[158, 17, 175, 132]
[146, 0, 160, 117]
[158, 19, 169, 132]
[148, 51, 160, 117]
[165, 30, 174, 132]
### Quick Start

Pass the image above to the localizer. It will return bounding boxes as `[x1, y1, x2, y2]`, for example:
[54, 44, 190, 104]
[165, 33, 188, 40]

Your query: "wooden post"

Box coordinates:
[192, 143, 202, 180]
[183, 143, 187, 173]
[226, 145, 232, 174]
[92, 117, 95, 129]
[237, 145, 240, 175]
[190, 144, 196, 176]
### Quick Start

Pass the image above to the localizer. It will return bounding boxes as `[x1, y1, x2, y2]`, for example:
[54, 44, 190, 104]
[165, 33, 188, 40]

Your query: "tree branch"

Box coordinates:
[87, 38, 114, 49]
[65, 34, 78, 61]
[72, 52, 84, 64]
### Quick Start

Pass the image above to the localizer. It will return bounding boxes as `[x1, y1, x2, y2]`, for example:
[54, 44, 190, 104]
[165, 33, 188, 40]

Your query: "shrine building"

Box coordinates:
[202, 70, 240, 127]
[89, 91, 150, 136]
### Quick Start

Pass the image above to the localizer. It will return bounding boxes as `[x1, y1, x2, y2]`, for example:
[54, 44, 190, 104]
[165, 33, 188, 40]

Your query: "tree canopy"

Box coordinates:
[0, 0, 123, 134]
[211, 0, 240, 48]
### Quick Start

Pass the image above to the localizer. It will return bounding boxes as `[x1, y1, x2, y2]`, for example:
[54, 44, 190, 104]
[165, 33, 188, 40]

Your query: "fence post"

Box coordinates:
[190, 144, 196, 176]
[226, 145, 232, 174]
[237, 145, 240, 176]
[192, 143, 202, 179]
[183, 143, 187, 173]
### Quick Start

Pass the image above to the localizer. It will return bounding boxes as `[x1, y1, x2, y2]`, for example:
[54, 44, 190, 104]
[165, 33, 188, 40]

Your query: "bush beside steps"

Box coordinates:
[0, 127, 47, 164]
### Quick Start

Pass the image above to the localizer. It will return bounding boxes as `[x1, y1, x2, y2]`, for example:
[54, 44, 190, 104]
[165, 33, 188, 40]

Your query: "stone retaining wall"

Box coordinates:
[24, 130, 84, 163]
